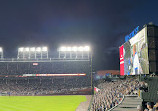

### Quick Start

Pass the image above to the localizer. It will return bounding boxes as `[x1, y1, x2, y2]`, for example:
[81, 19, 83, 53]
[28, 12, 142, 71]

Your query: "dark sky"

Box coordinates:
[0, 0, 158, 70]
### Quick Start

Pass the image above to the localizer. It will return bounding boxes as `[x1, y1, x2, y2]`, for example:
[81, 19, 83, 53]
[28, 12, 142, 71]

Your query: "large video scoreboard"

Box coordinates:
[120, 24, 158, 75]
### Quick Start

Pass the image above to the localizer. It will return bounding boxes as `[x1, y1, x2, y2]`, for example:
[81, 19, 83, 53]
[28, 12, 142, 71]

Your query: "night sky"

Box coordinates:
[0, 0, 158, 70]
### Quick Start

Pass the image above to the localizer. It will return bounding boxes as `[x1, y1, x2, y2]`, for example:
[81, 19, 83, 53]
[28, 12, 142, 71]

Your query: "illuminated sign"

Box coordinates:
[23, 73, 86, 77]
[122, 27, 149, 75]
[36, 74, 86, 76]
[119, 45, 124, 76]
[125, 26, 139, 42]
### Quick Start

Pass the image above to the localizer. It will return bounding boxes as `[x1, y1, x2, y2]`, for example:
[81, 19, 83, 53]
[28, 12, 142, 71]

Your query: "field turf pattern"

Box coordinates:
[0, 96, 87, 111]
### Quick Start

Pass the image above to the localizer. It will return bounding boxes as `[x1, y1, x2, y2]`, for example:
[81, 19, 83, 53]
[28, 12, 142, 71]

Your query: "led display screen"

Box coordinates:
[120, 27, 149, 75]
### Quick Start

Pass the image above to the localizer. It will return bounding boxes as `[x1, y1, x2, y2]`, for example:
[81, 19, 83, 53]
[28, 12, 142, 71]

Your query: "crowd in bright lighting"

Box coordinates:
[90, 78, 140, 111]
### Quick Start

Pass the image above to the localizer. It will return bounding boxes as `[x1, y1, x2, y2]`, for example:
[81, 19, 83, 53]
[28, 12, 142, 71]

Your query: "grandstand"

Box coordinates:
[0, 46, 92, 96]
[0, 60, 92, 95]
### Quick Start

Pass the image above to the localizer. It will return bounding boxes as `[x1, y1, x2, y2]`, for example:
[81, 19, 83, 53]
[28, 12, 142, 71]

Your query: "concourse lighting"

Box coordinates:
[42, 47, 48, 51]
[0, 47, 2, 52]
[19, 47, 24, 52]
[30, 47, 35, 52]
[36, 47, 41, 52]
[25, 47, 29, 52]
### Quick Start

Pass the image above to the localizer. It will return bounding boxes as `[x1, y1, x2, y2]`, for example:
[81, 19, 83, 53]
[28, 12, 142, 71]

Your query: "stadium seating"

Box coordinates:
[0, 61, 91, 95]
[0, 76, 91, 96]
[90, 78, 141, 111]
[0, 61, 90, 75]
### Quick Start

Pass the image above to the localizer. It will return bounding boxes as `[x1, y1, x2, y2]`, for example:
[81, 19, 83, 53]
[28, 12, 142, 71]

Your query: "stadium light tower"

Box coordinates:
[17, 46, 48, 59]
[58, 46, 91, 59]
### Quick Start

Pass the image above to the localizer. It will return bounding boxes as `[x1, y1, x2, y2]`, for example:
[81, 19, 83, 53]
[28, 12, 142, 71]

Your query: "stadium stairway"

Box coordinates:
[111, 95, 142, 111]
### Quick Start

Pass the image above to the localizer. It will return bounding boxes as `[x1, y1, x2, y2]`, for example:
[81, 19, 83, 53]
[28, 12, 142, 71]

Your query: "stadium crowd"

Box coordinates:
[0, 61, 91, 95]
[0, 76, 91, 96]
[90, 78, 140, 111]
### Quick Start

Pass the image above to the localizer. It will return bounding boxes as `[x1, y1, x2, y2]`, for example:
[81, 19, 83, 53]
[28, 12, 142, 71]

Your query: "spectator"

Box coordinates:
[90, 77, 141, 111]
[153, 100, 158, 111]
[147, 102, 154, 111]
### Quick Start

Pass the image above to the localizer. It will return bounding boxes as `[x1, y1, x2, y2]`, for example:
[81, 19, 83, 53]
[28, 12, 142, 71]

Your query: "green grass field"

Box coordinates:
[0, 96, 87, 111]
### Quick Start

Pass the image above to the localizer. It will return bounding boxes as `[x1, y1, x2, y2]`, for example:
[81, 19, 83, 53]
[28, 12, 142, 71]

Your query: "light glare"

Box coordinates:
[67, 47, 72, 51]
[19, 47, 24, 52]
[84, 46, 90, 51]
[30, 47, 35, 51]
[72, 47, 77, 51]
[78, 46, 84, 51]
[36, 47, 41, 52]
[25, 47, 29, 52]
[0, 47, 3, 52]
[42, 47, 48, 51]
[60, 47, 67, 51]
